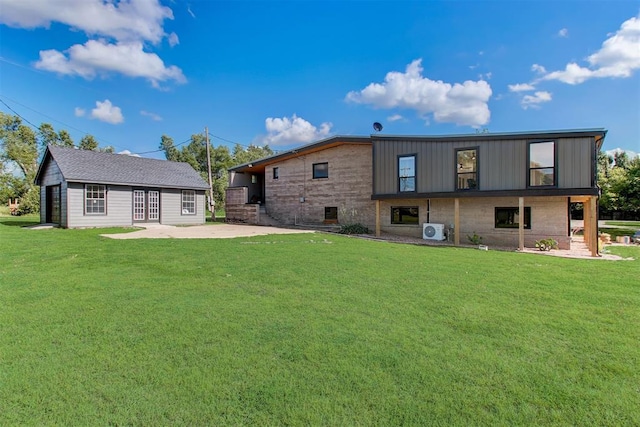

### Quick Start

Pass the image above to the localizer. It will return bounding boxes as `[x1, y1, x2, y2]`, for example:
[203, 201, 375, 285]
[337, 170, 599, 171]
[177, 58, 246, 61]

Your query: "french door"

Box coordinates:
[148, 191, 159, 220]
[133, 190, 160, 222]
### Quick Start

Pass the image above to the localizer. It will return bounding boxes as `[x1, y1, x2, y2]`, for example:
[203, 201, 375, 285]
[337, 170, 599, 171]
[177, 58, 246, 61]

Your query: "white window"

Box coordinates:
[182, 190, 196, 215]
[85, 184, 106, 215]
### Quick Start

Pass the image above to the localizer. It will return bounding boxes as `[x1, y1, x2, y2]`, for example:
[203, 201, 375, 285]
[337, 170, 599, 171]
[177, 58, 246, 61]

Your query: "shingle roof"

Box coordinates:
[36, 146, 210, 190]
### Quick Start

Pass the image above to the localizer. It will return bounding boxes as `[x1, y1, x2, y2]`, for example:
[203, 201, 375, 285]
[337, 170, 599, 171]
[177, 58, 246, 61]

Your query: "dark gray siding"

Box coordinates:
[38, 159, 67, 226]
[373, 136, 595, 195]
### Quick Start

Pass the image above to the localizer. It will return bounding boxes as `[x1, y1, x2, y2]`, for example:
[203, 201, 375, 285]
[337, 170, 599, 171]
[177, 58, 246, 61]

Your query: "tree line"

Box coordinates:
[0, 112, 271, 214]
[1, 110, 637, 219]
[597, 150, 640, 220]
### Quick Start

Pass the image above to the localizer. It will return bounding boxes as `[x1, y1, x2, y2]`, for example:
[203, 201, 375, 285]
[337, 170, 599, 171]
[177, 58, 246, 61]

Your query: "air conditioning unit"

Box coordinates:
[423, 223, 445, 240]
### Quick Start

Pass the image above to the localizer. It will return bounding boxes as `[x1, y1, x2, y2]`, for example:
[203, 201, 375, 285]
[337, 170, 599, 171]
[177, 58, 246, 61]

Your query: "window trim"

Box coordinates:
[398, 154, 417, 193]
[391, 206, 420, 225]
[528, 140, 556, 188]
[495, 207, 531, 229]
[455, 147, 478, 191]
[84, 184, 106, 215]
[181, 190, 196, 215]
[312, 162, 329, 179]
[273, 167, 279, 180]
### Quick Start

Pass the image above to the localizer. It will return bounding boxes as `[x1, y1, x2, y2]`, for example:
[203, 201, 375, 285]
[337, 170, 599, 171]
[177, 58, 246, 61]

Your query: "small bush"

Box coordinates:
[535, 238, 558, 251]
[467, 232, 483, 245]
[339, 223, 369, 235]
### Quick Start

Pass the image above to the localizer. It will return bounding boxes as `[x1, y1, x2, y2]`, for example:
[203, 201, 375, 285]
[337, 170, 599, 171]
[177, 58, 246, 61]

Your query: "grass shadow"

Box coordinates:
[0, 215, 40, 227]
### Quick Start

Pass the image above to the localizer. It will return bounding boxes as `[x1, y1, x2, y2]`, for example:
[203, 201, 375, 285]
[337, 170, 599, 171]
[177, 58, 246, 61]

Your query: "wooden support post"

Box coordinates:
[375, 200, 381, 237]
[454, 198, 460, 246]
[584, 202, 590, 246]
[518, 197, 525, 251]
[589, 196, 598, 257]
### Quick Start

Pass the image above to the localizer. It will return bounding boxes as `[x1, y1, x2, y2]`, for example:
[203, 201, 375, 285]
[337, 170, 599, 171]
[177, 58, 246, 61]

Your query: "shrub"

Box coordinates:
[535, 238, 558, 251]
[339, 223, 369, 235]
[467, 232, 483, 245]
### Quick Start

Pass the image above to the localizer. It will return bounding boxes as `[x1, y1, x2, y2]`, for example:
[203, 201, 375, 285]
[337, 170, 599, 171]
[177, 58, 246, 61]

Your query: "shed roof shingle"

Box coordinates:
[36, 146, 209, 190]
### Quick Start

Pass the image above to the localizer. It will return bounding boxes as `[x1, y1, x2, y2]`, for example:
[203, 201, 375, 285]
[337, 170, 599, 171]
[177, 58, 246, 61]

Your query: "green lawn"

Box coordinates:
[1, 216, 639, 425]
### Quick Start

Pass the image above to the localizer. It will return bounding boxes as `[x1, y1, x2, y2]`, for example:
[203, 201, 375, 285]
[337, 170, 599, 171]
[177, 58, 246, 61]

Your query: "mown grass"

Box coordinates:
[604, 220, 640, 228]
[1, 216, 638, 425]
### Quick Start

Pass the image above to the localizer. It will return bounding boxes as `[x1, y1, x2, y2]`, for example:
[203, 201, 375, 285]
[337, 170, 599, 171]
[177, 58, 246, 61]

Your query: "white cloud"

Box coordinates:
[558, 28, 569, 38]
[508, 83, 535, 92]
[606, 148, 639, 160]
[387, 114, 404, 122]
[117, 149, 140, 157]
[91, 99, 124, 124]
[261, 114, 332, 146]
[345, 59, 492, 127]
[531, 64, 547, 74]
[1, 0, 184, 88]
[140, 110, 163, 121]
[35, 40, 186, 87]
[167, 32, 179, 47]
[74, 107, 85, 117]
[521, 91, 552, 109]
[0, 0, 173, 44]
[541, 14, 640, 84]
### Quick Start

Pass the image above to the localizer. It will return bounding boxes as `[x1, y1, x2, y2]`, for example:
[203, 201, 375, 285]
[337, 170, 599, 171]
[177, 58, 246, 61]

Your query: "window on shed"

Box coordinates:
[182, 190, 196, 215]
[273, 167, 279, 180]
[85, 184, 106, 215]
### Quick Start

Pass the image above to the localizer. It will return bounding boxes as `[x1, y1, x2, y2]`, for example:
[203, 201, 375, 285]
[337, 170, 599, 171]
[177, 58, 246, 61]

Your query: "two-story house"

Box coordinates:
[226, 129, 606, 256]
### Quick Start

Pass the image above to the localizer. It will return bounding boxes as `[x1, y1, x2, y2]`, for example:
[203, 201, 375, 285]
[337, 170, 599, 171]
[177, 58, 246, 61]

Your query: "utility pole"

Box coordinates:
[205, 127, 215, 222]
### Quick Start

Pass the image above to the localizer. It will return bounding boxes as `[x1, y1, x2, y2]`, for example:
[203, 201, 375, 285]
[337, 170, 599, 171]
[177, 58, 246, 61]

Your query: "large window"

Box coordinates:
[85, 184, 106, 215]
[313, 162, 328, 179]
[529, 141, 555, 186]
[391, 206, 419, 224]
[182, 190, 196, 215]
[495, 207, 531, 229]
[457, 148, 477, 190]
[398, 155, 416, 192]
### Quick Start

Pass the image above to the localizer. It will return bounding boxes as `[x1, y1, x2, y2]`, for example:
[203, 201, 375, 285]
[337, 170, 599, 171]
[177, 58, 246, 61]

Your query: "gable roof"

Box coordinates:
[35, 145, 210, 190]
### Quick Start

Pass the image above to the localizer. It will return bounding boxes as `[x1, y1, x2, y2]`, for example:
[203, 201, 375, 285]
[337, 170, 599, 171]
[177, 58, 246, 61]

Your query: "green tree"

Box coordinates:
[0, 112, 39, 213]
[232, 143, 273, 165]
[58, 130, 74, 147]
[598, 149, 640, 219]
[79, 135, 99, 151]
[158, 132, 275, 212]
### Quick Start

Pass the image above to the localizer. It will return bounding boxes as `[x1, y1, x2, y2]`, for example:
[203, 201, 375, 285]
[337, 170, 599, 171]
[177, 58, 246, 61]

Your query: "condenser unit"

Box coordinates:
[423, 223, 445, 240]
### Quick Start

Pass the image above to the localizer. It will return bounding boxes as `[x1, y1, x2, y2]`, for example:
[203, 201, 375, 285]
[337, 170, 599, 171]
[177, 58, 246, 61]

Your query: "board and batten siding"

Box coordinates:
[66, 183, 133, 228]
[160, 189, 206, 225]
[373, 136, 595, 195]
[37, 159, 68, 227]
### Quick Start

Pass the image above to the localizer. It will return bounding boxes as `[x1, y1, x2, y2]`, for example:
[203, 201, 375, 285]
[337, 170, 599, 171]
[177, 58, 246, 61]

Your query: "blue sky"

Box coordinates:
[0, 0, 638, 159]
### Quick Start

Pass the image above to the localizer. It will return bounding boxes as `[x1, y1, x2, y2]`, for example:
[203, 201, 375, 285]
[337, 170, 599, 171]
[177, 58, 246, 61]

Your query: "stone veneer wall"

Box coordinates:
[264, 144, 375, 229]
[380, 196, 571, 249]
[225, 187, 259, 224]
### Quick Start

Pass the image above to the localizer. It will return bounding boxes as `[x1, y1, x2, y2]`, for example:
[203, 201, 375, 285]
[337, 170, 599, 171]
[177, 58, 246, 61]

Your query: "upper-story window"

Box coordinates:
[273, 167, 279, 180]
[529, 141, 555, 186]
[398, 155, 416, 192]
[456, 148, 478, 190]
[313, 162, 328, 179]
